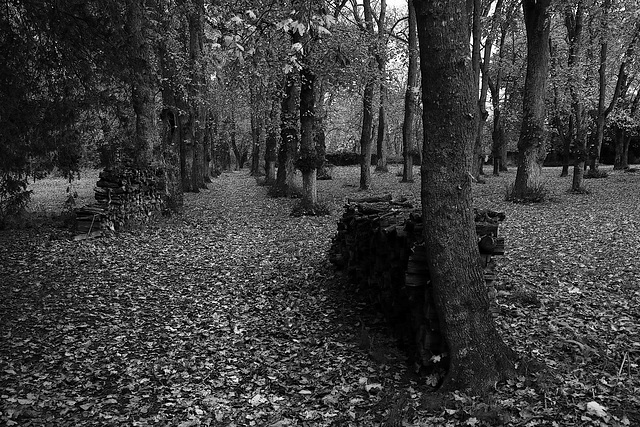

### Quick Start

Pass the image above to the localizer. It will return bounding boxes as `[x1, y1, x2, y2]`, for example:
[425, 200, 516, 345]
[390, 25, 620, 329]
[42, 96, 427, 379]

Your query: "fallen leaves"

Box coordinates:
[1, 166, 639, 426]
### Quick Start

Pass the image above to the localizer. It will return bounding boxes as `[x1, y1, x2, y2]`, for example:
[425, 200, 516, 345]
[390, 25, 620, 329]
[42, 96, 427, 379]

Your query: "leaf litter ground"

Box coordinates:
[0, 166, 639, 426]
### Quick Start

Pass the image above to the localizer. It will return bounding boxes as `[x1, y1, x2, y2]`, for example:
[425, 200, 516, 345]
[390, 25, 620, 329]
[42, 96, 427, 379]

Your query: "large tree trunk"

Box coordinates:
[512, 0, 551, 198]
[277, 72, 299, 192]
[402, 0, 419, 183]
[160, 107, 184, 211]
[414, 0, 516, 394]
[127, 0, 157, 168]
[299, 67, 317, 206]
[157, 6, 184, 211]
[188, 0, 206, 191]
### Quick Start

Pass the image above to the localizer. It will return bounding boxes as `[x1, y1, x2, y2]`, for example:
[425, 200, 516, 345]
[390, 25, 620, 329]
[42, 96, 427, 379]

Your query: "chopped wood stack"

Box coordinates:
[75, 168, 166, 237]
[328, 196, 505, 370]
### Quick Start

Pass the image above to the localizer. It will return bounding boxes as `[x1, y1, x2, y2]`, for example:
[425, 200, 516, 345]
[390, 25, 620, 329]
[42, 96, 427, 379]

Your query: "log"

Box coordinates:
[329, 201, 506, 370]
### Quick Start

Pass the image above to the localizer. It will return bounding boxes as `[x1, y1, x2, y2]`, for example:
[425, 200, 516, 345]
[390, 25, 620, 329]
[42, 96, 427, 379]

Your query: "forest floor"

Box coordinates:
[1, 165, 639, 426]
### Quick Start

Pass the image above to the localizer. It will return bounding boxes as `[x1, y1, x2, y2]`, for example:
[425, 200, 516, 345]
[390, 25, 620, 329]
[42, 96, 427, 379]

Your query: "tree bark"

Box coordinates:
[127, 0, 157, 168]
[265, 96, 279, 184]
[359, 78, 375, 190]
[359, 0, 377, 190]
[471, 0, 486, 181]
[512, 0, 551, 198]
[229, 111, 242, 170]
[277, 72, 299, 192]
[375, 0, 388, 172]
[299, 67, 317, 205]
[565, 1, 587, 192]
[402, 0, 419, 183]
[315, 77, 330, 179]
[591, 0, 610, 172]
[488, 16, 509, 177]
[188, 0, 206, 191]
[414, 0, 516, 394]
[157, 3, 184, 211]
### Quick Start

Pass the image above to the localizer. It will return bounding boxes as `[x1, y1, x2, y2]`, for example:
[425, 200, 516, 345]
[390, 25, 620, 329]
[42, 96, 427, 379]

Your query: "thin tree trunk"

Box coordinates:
[229, 111, 242, 171]
[203, 109, 213, 183]
[359, 79, 375, 190]
[277, 72, 299, 191]
[402, 0, 419, 183]
[375, 0, 388, 172]
[613, 126, 624, 169]
[565, 1, 587, 192]
[471, 0, 486, 181]
[265, 96, 279, 184]
[414, 0, 516, 394]
[299, 67, 317, 205]
[182, 115, 195, 191]
[375, 86, 388, 172]
[315, 77, 330, 179]
[513, 0, 552, 197]
[622, 133, 630, 168]
[591, 0, 609, 172]
[488, 15, 509, 177]
[359, 0, 377, 190]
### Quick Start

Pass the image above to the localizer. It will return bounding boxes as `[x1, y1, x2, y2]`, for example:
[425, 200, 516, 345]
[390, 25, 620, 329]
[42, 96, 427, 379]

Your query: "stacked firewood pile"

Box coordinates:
[75, 169, 166, 237]
[328, 195, 505, 369]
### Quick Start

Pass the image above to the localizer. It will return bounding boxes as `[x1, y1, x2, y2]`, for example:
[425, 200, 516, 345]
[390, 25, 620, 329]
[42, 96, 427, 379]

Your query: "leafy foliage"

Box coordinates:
[0, 175, 32, 228]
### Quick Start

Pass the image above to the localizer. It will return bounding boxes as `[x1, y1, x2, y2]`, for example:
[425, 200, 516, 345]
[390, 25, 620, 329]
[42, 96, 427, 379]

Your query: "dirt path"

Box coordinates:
[0, 171, 405, 427]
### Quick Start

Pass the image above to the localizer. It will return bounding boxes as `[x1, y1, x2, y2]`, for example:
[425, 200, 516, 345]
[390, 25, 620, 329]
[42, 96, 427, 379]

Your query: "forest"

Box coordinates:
[1, 0, 639, 426]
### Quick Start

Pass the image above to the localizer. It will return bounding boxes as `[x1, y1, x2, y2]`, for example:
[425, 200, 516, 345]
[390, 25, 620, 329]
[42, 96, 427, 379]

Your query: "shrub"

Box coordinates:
[504, 182, 548, 203]
[584, 169, 609, 179]
[0, 174, 32, 228]
[325, 151, 360, 166]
